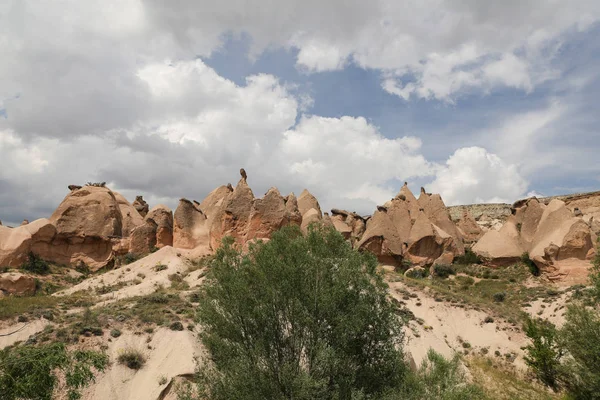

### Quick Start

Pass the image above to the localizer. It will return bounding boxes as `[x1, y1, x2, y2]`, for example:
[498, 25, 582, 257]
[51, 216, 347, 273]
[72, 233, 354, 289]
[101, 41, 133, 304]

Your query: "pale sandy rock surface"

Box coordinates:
[0, 318, 50, 350]
[58, 246, 209, 303]
[80, 329, 203, 400]
[388, 281, 528, 370]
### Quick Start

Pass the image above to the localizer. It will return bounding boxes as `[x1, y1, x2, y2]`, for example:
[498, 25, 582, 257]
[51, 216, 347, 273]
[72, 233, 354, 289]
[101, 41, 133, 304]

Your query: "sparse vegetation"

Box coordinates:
[21, 252, 50, 275]
[0, 342, 108, 400]
[122, 253, 138, 265]
[522, 252, 540, 276]
[110, 328, 122, 338]
[432, 264, 455, 278]
[521, 241, 600, 398]
[169, 321, 184, 331]
[117, 348, 146, 370]
[391, 349, 486, 399]
[493, 292, 506, 303]
[0, 292, 94, 321]
[454, 248, 482, 265]
[154, 263, 168, 272]
[523, 316, 563, 391]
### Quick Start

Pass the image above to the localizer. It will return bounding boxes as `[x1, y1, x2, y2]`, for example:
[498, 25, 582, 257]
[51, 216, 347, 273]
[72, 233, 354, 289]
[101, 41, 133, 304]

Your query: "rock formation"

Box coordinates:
[132, 196, 149, 217]
[39, 185, 122, 270]
[114, 192, 144, 237]
[473, 197, 597, 279]
[356, 185, 463, 266]
[456, 210, 483, 244]
[246, 188, 299, 240]
[0, 272, 36, 296]
[173, 199, 209, 249]
[0, 219, 56, 267]
[298, 189, 322, 218]
[146, 205, 174, 248]
[129, 219, 158, 255]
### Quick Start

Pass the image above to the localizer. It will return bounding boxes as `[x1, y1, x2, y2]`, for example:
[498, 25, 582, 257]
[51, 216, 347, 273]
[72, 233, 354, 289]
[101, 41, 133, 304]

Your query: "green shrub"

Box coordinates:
[405, 267, 427, 279]
[560, 305, 600, 398]
[432, 264, 455, 279]
[122, 253, 138, 265]
[144, 292, 172, 304]
[592, 241, 600, 301]
[453, 249, 482, 265]
[110, 329, 122, 338]
[197, 225, 409, 399]
[117, 348, 146, 370]
[79, 326, 103, 336]
[492, 292, 506, 302]
[75, 261, 90, 275]
[0, 342, 107, 400]
[523, 316, 563, 391]
[21, 252, 50, 275]
[455, 276, 475, 286]
[154, 263, 168, 272]
[521, 252, 540, 276]
[391, 349, 487, 399]
[169, 321, 184, 331]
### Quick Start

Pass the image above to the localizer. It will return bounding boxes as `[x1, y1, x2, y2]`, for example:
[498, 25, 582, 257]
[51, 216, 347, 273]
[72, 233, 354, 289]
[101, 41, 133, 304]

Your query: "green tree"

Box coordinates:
[0, 342, 108, 400]
[522, 316, 563, 390]
[591, 240, 600, 301]
[196, 225, 409, 400]
[390, 349, 486, 400]
[561, 304, 600, 399]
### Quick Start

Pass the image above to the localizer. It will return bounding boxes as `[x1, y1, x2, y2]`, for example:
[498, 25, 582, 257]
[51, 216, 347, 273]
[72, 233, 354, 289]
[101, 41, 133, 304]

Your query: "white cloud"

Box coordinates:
[1, 0, 599, 223]
[427, 147, 528, 205]
[0, 59, 437, 222]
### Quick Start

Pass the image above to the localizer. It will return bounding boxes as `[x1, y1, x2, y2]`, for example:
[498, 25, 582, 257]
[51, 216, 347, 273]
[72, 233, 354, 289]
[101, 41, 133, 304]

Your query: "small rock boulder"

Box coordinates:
[132, 196, 149, 217]
[0, 272, 36, 296]
[0, 219, 56, 268]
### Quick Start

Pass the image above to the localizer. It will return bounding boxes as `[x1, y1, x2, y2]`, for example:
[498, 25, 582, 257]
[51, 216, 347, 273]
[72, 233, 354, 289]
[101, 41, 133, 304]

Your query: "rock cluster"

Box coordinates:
[473, 197, 597, 277]
[173, 170, 304, 251]
[2, 171, 597, 284]
[352, 184, 464, 266]
[0, 185, 174, 271]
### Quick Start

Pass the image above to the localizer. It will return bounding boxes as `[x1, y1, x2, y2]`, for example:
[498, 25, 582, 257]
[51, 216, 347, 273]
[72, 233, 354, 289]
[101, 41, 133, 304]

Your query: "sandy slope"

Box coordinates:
[57, 246, 209, 303]
[0, 318, 49, 349]
[79, 328, 204, 400]
[389, 281, 528, 369]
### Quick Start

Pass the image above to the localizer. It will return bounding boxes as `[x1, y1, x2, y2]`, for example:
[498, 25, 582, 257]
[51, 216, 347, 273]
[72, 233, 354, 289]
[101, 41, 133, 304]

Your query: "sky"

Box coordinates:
[1, 0, 600, 226]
